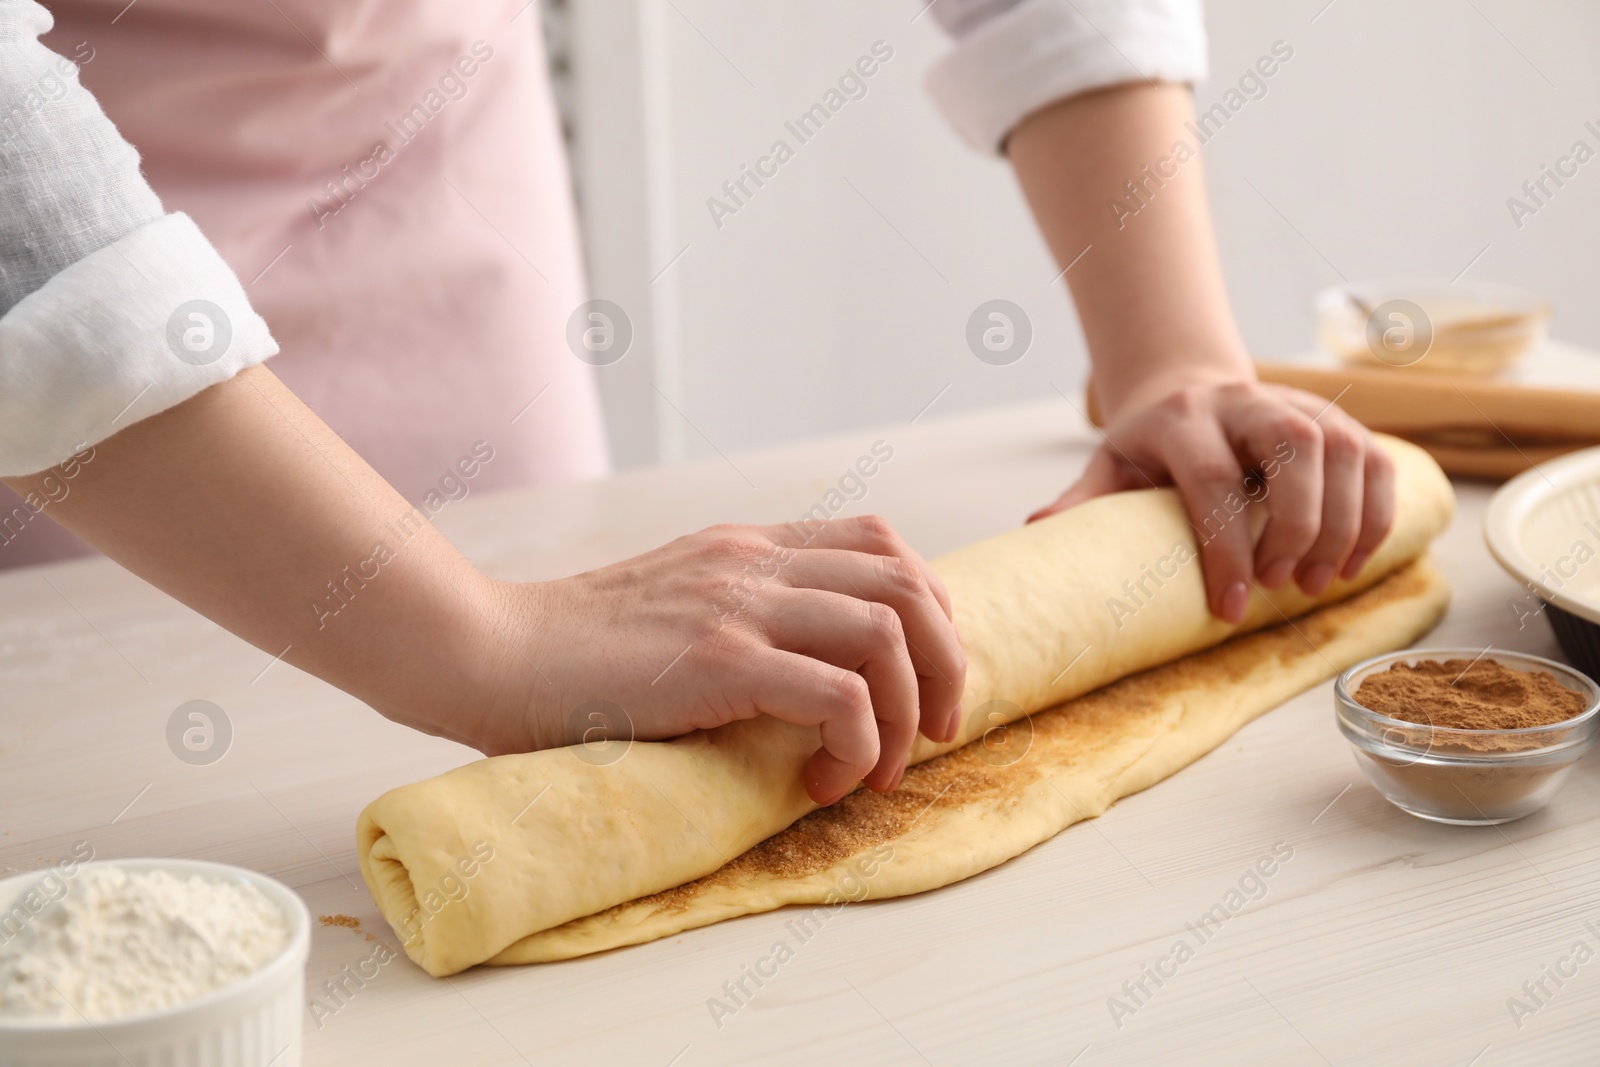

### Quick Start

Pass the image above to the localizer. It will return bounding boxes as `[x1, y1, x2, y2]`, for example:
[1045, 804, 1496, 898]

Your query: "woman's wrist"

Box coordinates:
[356, 568, 545, 755]
[1094, 347, 1257, 425]
[454, 576, 564, 756]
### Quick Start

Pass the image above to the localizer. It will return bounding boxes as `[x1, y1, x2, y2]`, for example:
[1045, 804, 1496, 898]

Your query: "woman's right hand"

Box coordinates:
[482, 516, 968, 806]
[12, 365, 962, 804]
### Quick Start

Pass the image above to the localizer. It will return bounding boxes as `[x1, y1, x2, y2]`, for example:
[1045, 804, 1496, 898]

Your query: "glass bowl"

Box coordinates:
[1335, 648, 1600, 825]
[1315, 279, 1549, 375]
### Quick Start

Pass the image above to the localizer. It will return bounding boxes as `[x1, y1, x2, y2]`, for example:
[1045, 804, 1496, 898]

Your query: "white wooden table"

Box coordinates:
[2, 399, 1594, 1066]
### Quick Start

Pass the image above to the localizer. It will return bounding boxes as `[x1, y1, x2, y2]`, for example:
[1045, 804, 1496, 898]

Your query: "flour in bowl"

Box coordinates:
[0, 865, 290, 1022]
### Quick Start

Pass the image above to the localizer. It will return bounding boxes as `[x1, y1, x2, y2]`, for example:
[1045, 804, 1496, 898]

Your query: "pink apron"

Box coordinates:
[7, 0, 608, 566]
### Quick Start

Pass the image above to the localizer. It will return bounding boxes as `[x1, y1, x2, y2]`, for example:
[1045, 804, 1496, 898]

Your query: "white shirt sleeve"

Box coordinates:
[0, 0, 277, 476]
[925, 0, 1208, 154]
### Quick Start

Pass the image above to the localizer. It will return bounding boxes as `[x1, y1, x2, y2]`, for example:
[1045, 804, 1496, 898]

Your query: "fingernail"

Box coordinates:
[1221, 582, 1249, 624]
[1341, 550, 1372, 580]
[889, 766, 905, 791]
[944, 705, 963, 743]
[1259, 557, 1297, 588]
[1300, 562, 1336, 597]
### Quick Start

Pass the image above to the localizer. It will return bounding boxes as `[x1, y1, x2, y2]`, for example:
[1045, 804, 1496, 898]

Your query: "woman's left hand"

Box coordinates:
[1028, 377, 1396, 624]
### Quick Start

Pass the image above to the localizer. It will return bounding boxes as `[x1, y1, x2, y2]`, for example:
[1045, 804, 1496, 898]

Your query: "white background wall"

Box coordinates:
[569, 0, 1600, 469]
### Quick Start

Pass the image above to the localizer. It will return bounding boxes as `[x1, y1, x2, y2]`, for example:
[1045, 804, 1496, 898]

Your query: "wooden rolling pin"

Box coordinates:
[1086, 362, 1600, 481]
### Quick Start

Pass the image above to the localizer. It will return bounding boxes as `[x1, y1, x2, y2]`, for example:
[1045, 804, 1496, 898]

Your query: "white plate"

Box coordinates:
[1484, 444, 1600, 623]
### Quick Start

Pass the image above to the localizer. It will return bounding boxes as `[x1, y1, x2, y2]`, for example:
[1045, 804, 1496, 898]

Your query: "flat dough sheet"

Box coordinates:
[508, 558, 1449, 963]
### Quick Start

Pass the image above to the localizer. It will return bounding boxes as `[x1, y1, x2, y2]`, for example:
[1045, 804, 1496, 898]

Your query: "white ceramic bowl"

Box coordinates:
[1485, 445, 1600, 679]
[0, 858, 310, 1067]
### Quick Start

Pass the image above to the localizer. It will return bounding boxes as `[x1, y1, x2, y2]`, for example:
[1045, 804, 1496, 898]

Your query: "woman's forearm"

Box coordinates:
[5, 365, 970, 803]
[1007, 82, 1253, 418]
[1010, 81, 1396, 617]
[3, 365, 519, 747]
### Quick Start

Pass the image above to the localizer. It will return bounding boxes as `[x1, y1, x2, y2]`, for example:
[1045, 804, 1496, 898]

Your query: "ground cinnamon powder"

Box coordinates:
[1353, 658, 1591, 820]
[1355, 658, 1587, 732]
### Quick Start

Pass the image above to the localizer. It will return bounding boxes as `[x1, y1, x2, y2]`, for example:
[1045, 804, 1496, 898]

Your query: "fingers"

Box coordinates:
[736, 647, 883, 805]
[1225, 399, 1322, 591]
[777, 549, 967, 744]
[1276, 389, 1397, 585]
[1029, 381, 1399, 625]
[767, 514, 955, 622]
[1176, 385, 1396, 609]
[757, 588, 920, 793]
[1343, 442, 1397, 579]
[1026, 447, 1148, 523]
[1291, 410, 1365, 595]
[1161, 419, 1255, 624]
[742, 513, 969, 801]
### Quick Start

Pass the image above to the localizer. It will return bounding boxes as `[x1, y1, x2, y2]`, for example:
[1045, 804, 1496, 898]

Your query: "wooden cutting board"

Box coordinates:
[1087, 343, 1600, 481]
[1254, 359, 1600, 480]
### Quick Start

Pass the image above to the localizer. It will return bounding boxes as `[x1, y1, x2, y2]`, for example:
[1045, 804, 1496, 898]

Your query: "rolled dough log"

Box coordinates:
[358, 436, 1453, 977]
[504, 558, 1450, 962]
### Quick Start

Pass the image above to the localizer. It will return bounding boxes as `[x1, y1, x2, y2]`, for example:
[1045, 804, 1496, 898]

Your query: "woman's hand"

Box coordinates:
[1028, 377, 1395, 624]
[486, 516, 968, 806]
[1006, 86, 1395, 623]
[13, 368, 963, 808]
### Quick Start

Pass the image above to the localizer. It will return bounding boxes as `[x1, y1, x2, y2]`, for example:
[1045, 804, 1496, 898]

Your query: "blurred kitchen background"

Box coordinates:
[536, 0, 1600, 469]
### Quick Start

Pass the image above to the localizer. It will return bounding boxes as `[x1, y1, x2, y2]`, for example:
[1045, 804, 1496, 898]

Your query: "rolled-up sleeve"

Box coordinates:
[0, 0, 276, 476]
[926, 0, 1208, 154]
